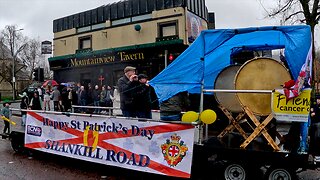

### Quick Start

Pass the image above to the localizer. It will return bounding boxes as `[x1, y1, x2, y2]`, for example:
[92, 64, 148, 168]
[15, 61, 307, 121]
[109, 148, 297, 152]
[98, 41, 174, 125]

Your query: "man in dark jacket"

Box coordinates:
[87, 83, 93, 106]
[117, 66, 139, 117]
[79, 86, 87, 113]
[135, 74, 152, 119]
[92, 85, 100, 113]
[30, 92, 42, 110]
[19, 92, 29, 126]
[61, 87, 69, 112]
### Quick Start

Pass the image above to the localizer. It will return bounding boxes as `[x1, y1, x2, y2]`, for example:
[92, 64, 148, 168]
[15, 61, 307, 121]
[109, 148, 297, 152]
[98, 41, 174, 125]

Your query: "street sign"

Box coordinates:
[41, 41, 52, 54]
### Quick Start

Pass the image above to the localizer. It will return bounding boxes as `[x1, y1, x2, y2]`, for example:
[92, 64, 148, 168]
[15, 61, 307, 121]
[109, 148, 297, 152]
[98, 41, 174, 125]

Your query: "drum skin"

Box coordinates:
[214, 65, 243, 113]
[235, 58, 291, 116]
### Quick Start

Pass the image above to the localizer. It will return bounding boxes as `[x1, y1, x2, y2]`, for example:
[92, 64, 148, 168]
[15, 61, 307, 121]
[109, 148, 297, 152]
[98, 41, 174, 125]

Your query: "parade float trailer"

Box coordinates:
[149, 25, 317, 179]
[7, 25, 319, 180]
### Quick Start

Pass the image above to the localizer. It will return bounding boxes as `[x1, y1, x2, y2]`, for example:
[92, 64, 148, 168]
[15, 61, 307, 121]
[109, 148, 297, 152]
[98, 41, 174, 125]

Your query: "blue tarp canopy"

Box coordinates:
[149, 25, 312, 102]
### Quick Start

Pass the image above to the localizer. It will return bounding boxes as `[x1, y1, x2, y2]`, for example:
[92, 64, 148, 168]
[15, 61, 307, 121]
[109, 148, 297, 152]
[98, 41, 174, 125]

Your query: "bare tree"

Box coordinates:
[0, 25, 28, 99]
[20, 38, 42, 80]
[260, 0, 319, 79]
[260, 0, 319, 52]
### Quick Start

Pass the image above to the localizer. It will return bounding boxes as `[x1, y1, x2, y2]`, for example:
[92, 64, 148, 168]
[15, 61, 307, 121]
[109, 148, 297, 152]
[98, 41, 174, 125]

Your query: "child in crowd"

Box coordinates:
[1, 101, 11, 134]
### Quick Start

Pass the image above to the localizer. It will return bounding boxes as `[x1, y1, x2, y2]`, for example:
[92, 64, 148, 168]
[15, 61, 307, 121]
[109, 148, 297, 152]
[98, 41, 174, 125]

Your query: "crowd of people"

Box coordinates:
[0, 65, 191, 133]
[18, 82, 116, 117]
[76, 84, 115, 114]
[15, 65, 190, 123]
[18, 65, 190, 122]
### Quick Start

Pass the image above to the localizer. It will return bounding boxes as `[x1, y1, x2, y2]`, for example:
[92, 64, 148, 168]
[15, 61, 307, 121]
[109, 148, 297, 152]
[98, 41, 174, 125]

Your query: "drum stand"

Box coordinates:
[218, 105, 281, 151]
[240, 106, 280, 151]
[217, 105, 248, 139]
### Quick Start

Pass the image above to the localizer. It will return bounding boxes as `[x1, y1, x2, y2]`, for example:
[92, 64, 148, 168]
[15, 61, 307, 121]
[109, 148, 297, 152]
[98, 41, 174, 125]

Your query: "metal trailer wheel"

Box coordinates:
[11, 139, 24, 153]
[224, 163, 247, 180]
[10, 131, 25, 153]
[266, 167, 294, 180]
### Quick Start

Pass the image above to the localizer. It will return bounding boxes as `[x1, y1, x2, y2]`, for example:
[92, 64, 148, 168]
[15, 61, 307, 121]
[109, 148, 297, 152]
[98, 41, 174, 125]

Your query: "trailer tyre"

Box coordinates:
[10, 131, 25, 153]
[265, 167, 296, 180]
[224, 163, 247, 180]
[11, 140, 24, 153]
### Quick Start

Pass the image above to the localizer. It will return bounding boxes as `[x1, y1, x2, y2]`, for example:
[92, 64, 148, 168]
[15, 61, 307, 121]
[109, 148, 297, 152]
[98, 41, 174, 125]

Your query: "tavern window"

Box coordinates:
[79, 36, 92, 50]
[158, 21, 178, 37]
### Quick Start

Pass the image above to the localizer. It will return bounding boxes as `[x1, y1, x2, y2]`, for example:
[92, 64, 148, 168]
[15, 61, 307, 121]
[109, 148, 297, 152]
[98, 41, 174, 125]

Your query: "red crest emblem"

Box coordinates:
[161, 134, 188, 167]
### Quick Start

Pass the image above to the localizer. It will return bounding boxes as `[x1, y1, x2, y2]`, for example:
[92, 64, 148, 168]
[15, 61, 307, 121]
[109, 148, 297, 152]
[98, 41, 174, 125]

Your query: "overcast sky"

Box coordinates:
[0, 0, 318, 46]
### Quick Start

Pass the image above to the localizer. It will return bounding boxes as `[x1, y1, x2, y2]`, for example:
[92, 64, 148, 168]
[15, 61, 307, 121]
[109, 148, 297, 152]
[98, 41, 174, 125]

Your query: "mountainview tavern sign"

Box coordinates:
[70, 51, 145, 67]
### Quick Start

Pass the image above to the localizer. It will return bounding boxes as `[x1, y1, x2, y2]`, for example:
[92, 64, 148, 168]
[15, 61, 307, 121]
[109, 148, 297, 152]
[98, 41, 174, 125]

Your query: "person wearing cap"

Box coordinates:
[1, 100, 11, 134]
[117, 66, 139, 117]
[19, 92, 29, 126]
[134, 74, 152, 119]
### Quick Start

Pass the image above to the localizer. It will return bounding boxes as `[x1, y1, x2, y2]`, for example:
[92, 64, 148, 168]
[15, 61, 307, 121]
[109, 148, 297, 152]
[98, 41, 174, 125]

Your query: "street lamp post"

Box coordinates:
[12, 28, 23, 100]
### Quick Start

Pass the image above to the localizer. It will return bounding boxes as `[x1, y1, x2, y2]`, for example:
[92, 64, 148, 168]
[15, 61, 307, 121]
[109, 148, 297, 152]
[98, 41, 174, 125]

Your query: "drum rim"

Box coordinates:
[214, 64, 243, 112]
[234, 57, 291, 116]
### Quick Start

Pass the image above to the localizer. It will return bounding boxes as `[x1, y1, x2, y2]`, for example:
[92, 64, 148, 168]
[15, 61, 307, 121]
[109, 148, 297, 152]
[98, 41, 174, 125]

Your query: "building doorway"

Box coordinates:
[80, 73, 91, 88]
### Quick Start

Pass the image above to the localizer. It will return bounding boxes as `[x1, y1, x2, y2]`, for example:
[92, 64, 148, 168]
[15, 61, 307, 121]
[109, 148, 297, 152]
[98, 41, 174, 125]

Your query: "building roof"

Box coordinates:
[53, 0, 208, 33]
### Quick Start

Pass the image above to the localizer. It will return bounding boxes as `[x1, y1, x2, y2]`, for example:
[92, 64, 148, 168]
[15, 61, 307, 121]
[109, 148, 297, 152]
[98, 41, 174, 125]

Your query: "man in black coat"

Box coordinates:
[30, 92, 42, 110]
[19, 92, 29, 126]
[79, 86, 87, 113]
[92, 85, 101, 113]
[135, 74, 152, 119]
[117, 66, 139, 117]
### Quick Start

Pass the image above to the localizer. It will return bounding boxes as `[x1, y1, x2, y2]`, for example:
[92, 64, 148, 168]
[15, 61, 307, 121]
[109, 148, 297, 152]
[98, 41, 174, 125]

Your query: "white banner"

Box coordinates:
[25, 112, 195, 178]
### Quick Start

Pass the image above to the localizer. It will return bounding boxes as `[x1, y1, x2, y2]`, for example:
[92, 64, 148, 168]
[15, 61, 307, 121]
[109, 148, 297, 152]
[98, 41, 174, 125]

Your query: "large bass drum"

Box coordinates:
[214, 65, 243, 113]
[235, 58, 291, 116]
